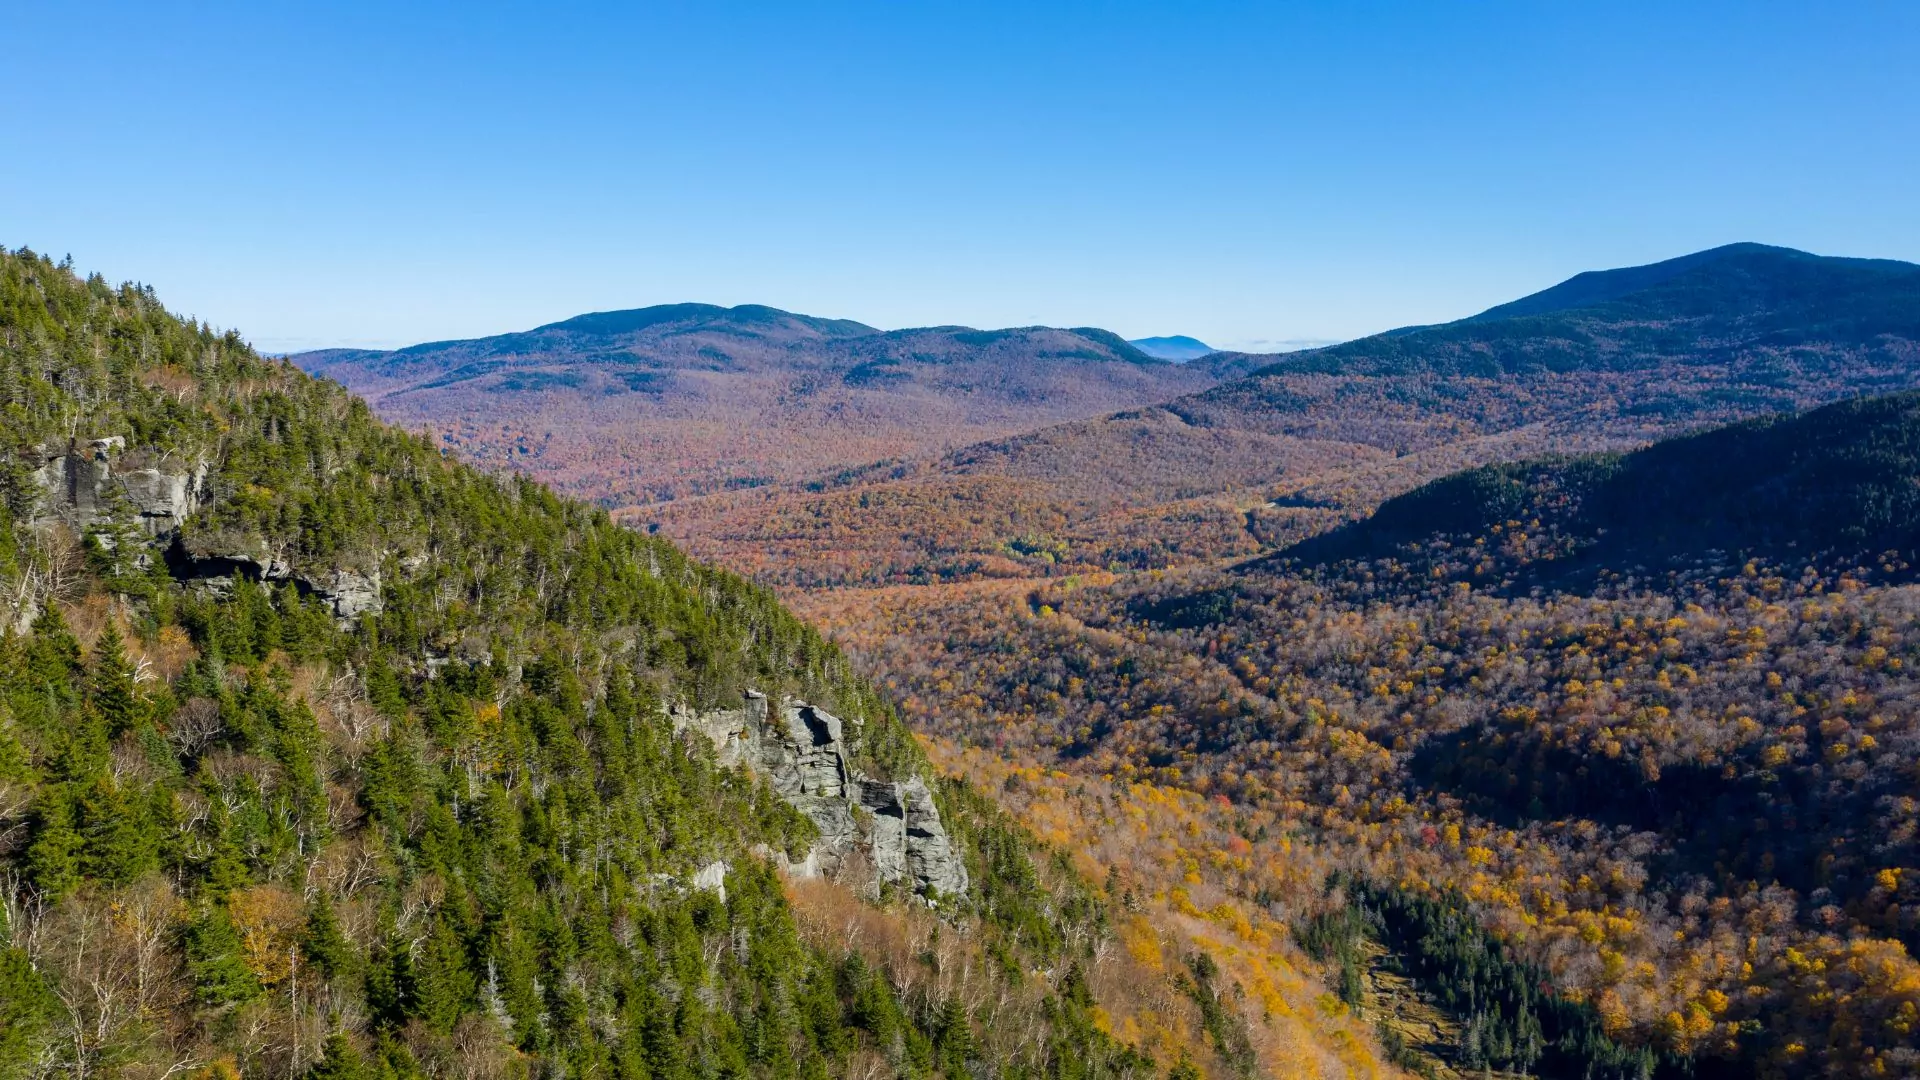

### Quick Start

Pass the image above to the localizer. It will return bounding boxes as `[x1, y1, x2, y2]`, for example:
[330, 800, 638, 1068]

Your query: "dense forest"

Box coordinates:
[807, 394, 1920, 1078]
[645, 246, 1920, 1079]
[0, 248, 1329, 1079]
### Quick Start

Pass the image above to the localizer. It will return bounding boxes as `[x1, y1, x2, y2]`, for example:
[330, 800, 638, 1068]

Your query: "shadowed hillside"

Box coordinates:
[1282, 390, 1920, 588]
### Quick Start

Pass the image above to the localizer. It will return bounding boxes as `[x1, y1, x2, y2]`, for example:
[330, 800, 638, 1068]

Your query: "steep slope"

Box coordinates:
[296, 305, 1243, 505]
[0, 250, 1385, 1078]
[1285, 390, 1920, 582]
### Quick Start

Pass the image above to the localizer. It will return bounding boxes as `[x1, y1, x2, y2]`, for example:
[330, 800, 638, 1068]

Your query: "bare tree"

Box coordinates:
[166, 698, 224, 760]
[37, 895, 149, 1080]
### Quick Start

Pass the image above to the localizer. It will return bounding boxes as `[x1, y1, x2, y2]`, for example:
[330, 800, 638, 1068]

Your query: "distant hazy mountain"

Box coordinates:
[295, 303, 1258, 505]
[1128, 335, 1215, 361]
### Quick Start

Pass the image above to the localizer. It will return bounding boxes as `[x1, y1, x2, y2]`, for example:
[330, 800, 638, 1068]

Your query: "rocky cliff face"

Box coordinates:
[30, 437, 208, 536]
[26, 435, 382, 619]
[673, 691, 970, 900]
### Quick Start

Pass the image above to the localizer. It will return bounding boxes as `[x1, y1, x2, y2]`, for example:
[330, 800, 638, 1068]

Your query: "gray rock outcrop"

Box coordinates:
[673, 691, 970, 900]
[30, 437, 208, 536]
[167, 536, 383, 620]
[859, 775, 971, 899]
[23, 435, 383, 620]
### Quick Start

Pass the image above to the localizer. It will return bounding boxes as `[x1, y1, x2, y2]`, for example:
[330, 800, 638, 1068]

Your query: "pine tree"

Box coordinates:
[185, 905, 261, 1007]
[302, 892, 357, 980]
[25, 786, 82, 898]
[304, 1032, 370, 1080]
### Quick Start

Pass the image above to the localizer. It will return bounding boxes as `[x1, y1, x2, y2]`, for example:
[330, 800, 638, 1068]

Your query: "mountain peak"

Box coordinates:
[1129, 335, 1215, 361]
[534, 302, 880, 339]
[1467, 242, 1918, 324]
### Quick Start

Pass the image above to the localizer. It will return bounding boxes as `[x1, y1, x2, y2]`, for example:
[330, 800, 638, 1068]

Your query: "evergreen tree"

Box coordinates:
[185, 904, 261, 1006]
[76, 775, 158, 884]
[25, 786, 82, 897]
[0, 944, 56, 1075]
[87, 623, 140, 736]
[302, 892, 357, 980]
[412, 916, 478, 1032]
[304, 1032, 370, 1080]
[934, 997, 974, 1077]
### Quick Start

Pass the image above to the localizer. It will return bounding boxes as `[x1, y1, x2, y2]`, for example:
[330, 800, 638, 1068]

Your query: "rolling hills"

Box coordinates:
[271, 241, 1920, 1078]
[296, 304, 1262, 506]
[649, 243, 1920, 588]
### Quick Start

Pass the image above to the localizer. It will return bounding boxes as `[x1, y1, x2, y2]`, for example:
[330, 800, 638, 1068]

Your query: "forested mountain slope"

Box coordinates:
[296, 305, 1260, 506]
[980, 241, 1920, 496]
[1286, 390, 1920, 584]
[810, 394, 1920, 1078]
[0, 250, 1381, 1079]
[650, 243, 1920, 588]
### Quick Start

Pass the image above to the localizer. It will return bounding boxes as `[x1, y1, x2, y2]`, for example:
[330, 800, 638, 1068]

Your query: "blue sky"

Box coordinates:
[4, 2, 1916, 353]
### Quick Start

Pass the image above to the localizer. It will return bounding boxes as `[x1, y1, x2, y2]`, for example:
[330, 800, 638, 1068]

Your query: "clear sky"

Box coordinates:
[4, 2, 1916, 353]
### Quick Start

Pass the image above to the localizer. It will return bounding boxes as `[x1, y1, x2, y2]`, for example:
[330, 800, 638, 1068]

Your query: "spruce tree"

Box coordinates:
[185, 905, 261, 1007]
[412, 916, 477, 1032]
[87, 623, 140, 736]
[77, 774, 158, 884]
[304, 1032, 370, 1080]
[302, 892, 357, 980]
[25, 786, 82, 898]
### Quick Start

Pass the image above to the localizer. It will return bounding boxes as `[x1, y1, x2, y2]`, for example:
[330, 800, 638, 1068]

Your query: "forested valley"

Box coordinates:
[776, 247, 1920, 1079]
[803, 392, 1920, 1078]
[30, 240, 1920, 1080]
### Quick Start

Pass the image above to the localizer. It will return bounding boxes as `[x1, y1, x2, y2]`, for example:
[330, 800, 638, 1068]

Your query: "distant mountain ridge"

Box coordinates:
[296, 303, 1262, 505]
[1129, 335, 1215, 361]
[644, 242, 1920, 588]
[1230, 241, 1920, 381]
[1464, 241, 1920, 324]
[533, 301, 880, 340]
[1113, 241, 1920, 457]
